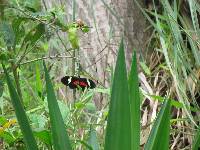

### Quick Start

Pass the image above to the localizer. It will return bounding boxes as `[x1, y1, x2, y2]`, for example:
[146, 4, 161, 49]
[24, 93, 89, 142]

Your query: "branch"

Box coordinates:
[19, 54, 75, 66]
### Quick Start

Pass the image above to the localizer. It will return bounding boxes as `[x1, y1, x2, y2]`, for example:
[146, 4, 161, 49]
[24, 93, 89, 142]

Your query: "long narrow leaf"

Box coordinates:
[192, 128, 200, 150]
[2, 64, 38, 150]
[88, 128, 100, 150]
[144, 99, 171, 150]
[104, 39, 131, 150]
[129, 51, 140, 150]
[43, 62, 72, 150]
[35, 62, 42, 98]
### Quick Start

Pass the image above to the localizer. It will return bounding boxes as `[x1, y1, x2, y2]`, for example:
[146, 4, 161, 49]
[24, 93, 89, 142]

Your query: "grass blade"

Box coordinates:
[192, 128, 200, 150]
[2, 64, 38, 150]
[35, 62, 43, 98]
[104, 39, 131, 150]
[144, 98, 171, 150]
[129, 51, 140, 150]
[43, 62, 72, 150]
[88, 128, 100, 150]
[188, 0, 200, 33]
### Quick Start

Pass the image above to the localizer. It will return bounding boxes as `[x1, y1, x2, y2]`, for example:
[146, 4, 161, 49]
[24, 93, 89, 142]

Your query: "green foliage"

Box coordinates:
[81, 26, 90, 33]
[134, 0, 200, 148]
[104, 40, 131, 150]
[0, 80, 4, 97]
[34, 130, 52, 146]
[129, 51, 140, 150]
[1, 0, 194, 149]
[0, 22, 15, 48]
[35, 62, 43, 98]
[140, 61, 151, 75]
[2, 64, 38, 150]
[68, 27, 79, 49]
[88, 128, 100, 150]
[12, 18, 26, 45]
[24, 0, 42, 12]
[43, 62, 72, 150]
[23, 23, 45, 47]
[0, 50, 10, 61]
[144, 99, 171, 150]
[192, 128, 200, 150]
[0, 131, 15, 145]
[150, 95, 200, 112]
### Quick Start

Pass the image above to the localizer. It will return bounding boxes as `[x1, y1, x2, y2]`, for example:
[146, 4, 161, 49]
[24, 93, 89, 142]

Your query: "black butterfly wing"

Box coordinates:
[68, 77, 79, 89]
[87, 79, 96, 89]
[61, 76, 70, 86]
[79, 78, 93, 90]
[61, 76, 80, 89]
[61, 76, 96, 90]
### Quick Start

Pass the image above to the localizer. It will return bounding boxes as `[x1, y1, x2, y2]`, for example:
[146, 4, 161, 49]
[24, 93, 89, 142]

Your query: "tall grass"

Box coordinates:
[134, 0, 200, 148]
[2, 38, 174, 149]
[2, 0, 200, 149]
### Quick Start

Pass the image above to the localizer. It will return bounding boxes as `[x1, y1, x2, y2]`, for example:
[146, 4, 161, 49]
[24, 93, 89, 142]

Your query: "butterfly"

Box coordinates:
[61, 76, 96, 90]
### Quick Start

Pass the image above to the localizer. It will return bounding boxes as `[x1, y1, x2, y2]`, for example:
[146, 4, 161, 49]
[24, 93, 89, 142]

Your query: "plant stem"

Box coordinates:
[19, 54, 74, 66]
[72, 0, 76, 101]
[11, 62, 23, 103]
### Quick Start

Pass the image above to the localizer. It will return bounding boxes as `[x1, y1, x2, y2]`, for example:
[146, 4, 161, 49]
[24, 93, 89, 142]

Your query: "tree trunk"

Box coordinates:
[43, 0, 149, 106]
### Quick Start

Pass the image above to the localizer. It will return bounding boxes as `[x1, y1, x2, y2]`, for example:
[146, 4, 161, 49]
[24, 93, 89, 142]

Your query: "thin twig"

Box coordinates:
[19, 55, 75, 66]
[9, 6, 57, 29]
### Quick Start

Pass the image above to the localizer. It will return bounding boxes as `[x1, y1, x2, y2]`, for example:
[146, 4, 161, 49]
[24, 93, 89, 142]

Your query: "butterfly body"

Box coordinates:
[61, 76, 96, 90]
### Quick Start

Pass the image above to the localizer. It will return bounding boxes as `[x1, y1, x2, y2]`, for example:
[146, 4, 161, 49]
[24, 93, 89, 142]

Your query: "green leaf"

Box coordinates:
[0, 22, 15, 47]
[77, 140, 92, 150]
[25, 0, 41, 12]
[34, 130, 52, 146]
[43, 61, 72, 150]
[12, 18, 26, 45]
[144, 98, 171, 150]
[35, 63, 42, 98]
[85, 102, 96, 113]
[81, 25, 90, 33]
[0, 50, 10, 61]
[140, 61, 151, 75]
[68, 27, 79, 49]
[23, 23, 45, 47]
[88, 128, 100, 150]
[29, 114, 47, 129]
[2, 64, 38, 150]
[129, 51, 140, 150]
[0, 80, 4, 97]
[150, 95, 199, 112]
[192, 127, 200, 150]
[57, 100, 70, 122]
[31, 23, 45, 45]
[0, 116, 7, 125]
[0, 131, 15, 144]
[104, 39, 131, 150]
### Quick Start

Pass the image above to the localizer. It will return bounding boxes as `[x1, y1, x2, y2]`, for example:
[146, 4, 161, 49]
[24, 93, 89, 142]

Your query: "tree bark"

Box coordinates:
[43, 0, 149, 106]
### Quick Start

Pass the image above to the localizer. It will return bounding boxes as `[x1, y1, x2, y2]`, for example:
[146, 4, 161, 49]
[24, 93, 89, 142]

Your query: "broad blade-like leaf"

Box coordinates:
[104, 39, 131, 150]
[43, 62, 72, 150]
[2, 64, 38, 150]
[144, 99, 171, 150]
[129, 51, 140, 150]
